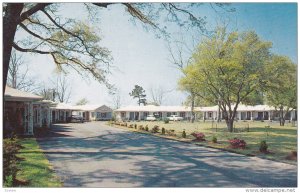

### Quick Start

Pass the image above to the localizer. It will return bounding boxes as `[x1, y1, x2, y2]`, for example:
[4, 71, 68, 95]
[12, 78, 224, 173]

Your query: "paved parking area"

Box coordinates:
[37, 122, 297, 187]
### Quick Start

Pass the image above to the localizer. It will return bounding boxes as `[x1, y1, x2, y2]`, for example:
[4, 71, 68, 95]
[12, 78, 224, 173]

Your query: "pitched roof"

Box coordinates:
[73, 104, 112, 112]
[4, 86, 43, 101]
[51, 103, 80, 110]
[115, 105, 192, 112]
[115, 104, 277, 112]
[197, 104, 276, 112]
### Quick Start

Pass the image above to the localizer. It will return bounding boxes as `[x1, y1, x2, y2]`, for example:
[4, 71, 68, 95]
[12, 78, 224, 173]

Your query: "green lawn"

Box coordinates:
[112, 120, 297, 164]
[16, 138, 62, 187]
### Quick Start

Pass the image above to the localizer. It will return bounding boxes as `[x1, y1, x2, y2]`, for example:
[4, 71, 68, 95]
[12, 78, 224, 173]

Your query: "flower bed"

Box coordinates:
[191, 132, 206, 141]
[229, 138, 246, 149]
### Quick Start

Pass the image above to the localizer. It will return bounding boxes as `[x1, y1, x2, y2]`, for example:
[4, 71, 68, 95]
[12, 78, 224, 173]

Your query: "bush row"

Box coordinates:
[110, 121, 272, 152]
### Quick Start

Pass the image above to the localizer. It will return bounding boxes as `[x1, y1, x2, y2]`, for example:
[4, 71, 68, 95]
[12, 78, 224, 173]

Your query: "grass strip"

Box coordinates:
[16, 138, 62, 187]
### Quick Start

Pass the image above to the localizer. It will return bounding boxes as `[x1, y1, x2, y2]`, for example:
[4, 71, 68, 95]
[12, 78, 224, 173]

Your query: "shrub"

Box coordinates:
[259, 140, 268, 153]
[229, 138, 246, 149]
[286, 151, 297, 160]
[138, 125, 144, 130]
[191, 132, 206, 141]
[151, 125, 160, 133]
[145, 125, 149, 132]
[166, 129, 176, 136]
[161, 127, 165, 135]
[134, 124, 137, 129]
[3, 137, 21, 187]
[212, 136, 218, 143]
[120, 122, 127, 127]
[164, 118, 169, 124]
[128, 124, 134, 128]
[4, 175, 13, 187]
[182, 130, 186, 138]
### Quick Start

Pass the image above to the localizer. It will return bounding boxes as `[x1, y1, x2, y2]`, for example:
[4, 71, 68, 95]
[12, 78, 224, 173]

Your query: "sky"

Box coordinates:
[13, 3, 297, 108]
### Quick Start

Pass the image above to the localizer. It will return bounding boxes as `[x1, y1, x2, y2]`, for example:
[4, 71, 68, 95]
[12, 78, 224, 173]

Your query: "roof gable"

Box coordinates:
[94, 105, 112, 112]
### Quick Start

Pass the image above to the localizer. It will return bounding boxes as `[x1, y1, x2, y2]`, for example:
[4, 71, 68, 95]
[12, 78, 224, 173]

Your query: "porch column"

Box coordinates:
[290, 110, 294, 122]
[38, 106, 42, 127]
[268, 111, 271, 121]
[24, 103, 28, 133]
[49, 109, 52, 124]
[251, 111, 253, 121]
[63, 110, 66, 122]
[27, 102, 34, 135]
[238, 112, 242, 121]
[262, 111, 265, 120]
[47, 108, 51, 127]
[203, 112, 206, 121]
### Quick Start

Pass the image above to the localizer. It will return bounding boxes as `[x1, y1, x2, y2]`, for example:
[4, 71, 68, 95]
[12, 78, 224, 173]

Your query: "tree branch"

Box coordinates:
[13, 42, 56, 55]
[18, 3, 51, 23]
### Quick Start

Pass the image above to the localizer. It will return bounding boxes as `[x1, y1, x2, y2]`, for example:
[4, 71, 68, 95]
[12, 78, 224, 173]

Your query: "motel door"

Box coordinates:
[52, 111, 56, 122]
[129, 112, 134, 120]
[86, 111, 89, 121]
[135, 112, 139, 120]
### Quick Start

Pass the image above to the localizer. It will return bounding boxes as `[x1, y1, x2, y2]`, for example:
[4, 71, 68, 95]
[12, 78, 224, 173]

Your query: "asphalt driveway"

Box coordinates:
[37, 122, 297, 187]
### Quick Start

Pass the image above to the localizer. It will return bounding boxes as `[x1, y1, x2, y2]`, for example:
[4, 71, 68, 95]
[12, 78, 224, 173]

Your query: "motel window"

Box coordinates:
[180, 112, 185, 118]
[167, 112, 171, 117]
[101, 113, 107, 118]
[208, 112, 212, 118]
[97, 112, 101, 118]
[91, 112, 95, 117]
[121, 112, 125, 118]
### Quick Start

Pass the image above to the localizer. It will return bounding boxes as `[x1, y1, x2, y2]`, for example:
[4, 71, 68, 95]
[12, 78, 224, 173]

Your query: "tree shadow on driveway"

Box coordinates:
[36, 123, 297, 187]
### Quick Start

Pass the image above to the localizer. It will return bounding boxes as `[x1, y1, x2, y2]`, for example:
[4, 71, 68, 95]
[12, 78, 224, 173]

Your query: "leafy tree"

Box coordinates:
[76, 98, 89, 105]
[265, 55, 297, 126]
[3, 3, 230, 93]
[179, 28, 272, 132]
[129, 85, 147, 106]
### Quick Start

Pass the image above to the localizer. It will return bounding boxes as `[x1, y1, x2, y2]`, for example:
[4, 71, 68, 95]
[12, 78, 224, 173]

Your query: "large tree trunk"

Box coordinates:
[3, 4, 23, 93]
[222, 106, 237, 132]
[279, 107, 285, 126]
[226, 119, 234, 132]
[217, 102, 221, 122]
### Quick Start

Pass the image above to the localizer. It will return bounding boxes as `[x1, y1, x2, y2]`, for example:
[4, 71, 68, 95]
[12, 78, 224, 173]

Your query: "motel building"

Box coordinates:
[50, 103, 79, 123]
[4, 86, 114, 136]
[4, 86, 56, 136]
[115, 105, 195, 121]
[115, 104, 297, 122]
[72, 105, 113, 121]
[200, 104, 297, 122]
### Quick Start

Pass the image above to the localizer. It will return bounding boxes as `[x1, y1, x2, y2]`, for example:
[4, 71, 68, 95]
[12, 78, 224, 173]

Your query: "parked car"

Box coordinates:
[146, 115, 157, 121]
[68, 115, 84, 123]
[167, 115, 183, 121]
